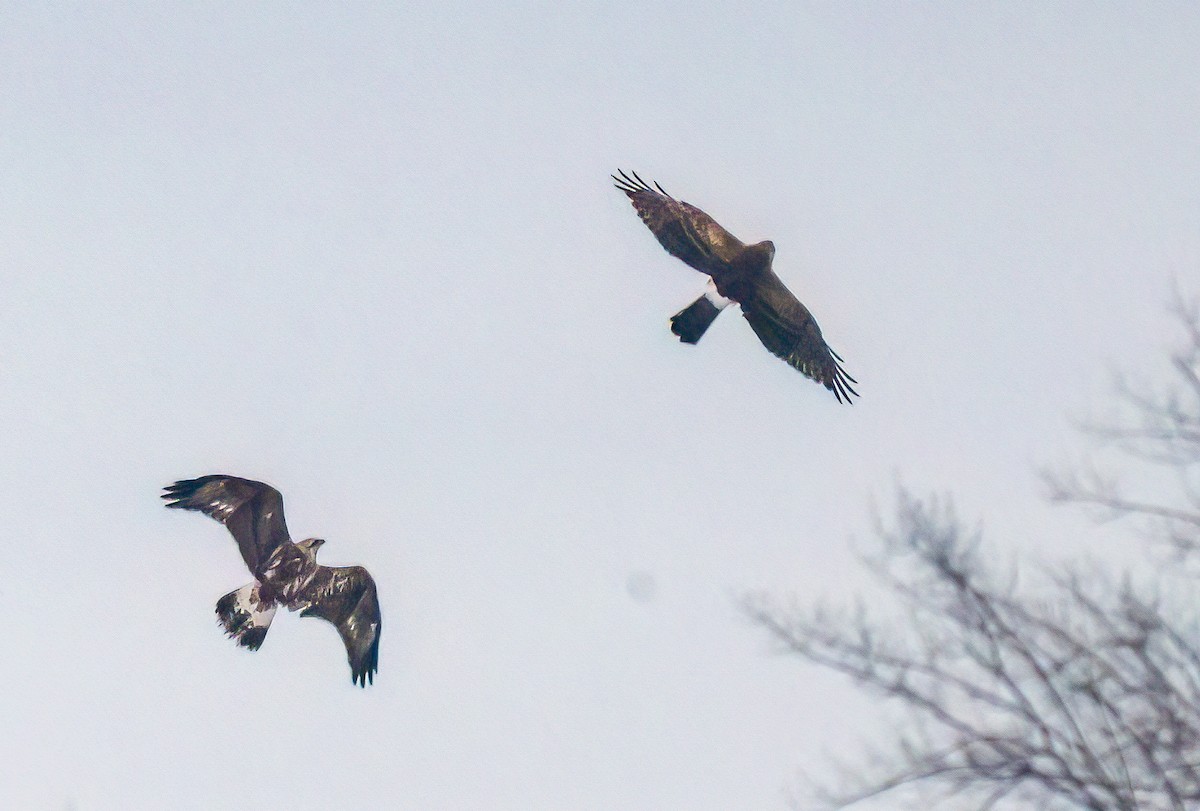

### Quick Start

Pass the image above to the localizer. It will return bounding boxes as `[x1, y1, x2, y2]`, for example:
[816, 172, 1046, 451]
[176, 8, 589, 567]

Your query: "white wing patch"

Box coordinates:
[204, 497, 240, 523]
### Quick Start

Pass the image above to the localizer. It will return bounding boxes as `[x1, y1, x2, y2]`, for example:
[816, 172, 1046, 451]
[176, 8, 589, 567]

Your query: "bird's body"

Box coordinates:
[613, 170, 858, 403]
[162, 475, 381, 687]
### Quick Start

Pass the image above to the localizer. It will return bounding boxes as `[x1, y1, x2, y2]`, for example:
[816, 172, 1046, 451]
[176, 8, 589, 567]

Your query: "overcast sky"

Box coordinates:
[3, 3, 1199, 809]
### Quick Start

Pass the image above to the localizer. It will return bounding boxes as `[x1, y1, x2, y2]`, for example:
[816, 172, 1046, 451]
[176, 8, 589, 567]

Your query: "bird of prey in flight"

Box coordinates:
[163, 475, 382, 687]
[613, 169, 858, 403]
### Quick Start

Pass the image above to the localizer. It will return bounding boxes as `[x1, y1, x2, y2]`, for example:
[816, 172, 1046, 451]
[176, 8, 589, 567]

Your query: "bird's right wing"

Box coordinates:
[613, 170, 745, 277]
[162, 475, 292, 577]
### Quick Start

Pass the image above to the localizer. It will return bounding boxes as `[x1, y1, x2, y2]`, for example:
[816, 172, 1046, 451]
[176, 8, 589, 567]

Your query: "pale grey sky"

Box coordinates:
[2, 3, 1199, 809]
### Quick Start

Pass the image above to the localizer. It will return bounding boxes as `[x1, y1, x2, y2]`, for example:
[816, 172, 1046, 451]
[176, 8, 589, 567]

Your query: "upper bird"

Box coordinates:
[162, 475, 382, 687]
[613, 170, 858, 403]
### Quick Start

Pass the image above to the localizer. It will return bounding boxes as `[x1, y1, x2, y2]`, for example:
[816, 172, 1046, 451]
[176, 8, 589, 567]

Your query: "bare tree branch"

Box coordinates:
[750, 295, 1200, 810]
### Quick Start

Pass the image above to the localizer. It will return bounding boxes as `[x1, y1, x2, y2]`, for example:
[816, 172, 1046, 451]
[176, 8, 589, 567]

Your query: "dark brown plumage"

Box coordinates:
[613, 169, 858, 403]
[163, 475, 381, 687]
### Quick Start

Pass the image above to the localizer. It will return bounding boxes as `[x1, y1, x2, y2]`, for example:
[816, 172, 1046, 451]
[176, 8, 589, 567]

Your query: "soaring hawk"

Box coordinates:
[163, 475, 382, 687]
[614, 170, 858, 403]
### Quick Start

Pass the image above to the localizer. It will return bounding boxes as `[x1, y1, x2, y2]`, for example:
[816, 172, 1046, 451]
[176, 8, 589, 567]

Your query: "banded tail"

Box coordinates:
[670, 280, 732, 344]
[216, 583, 278, 651]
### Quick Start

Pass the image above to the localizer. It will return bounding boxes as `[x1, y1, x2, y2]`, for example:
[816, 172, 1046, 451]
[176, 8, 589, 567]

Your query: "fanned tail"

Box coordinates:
[670, 296, 722, 344]
[215, 583, 277, 651]
[670, 280, 731, 344]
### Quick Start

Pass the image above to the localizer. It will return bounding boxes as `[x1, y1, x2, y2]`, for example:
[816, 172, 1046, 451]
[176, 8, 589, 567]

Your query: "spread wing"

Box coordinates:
[162, 475, 292, 577]
[613, 169, 745, 277]
[299, 565, 382, 687]
[739, 271, 859, 404]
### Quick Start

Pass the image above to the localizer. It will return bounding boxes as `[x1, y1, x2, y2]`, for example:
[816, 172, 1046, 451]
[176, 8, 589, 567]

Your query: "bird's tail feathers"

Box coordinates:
[216, 583, 277, 651]
[670, 282, 731, 344]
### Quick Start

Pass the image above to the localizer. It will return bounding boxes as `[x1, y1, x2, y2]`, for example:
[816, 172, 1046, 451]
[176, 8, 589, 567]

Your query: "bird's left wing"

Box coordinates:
[299, 565, 382, 687]
[739, 271, 859, 403]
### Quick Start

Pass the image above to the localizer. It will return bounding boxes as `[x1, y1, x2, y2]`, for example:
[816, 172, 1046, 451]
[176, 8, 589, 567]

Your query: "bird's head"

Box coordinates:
[758, 240, 776, 260]
[297, 537, 326, 559]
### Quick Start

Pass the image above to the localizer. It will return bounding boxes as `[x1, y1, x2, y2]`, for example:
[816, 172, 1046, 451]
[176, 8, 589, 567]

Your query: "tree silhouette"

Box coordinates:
[747, 293, 1200, 810]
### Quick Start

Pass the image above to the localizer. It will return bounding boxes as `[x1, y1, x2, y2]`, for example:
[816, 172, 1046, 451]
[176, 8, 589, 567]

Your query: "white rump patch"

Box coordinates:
[703, 278, 732, 310]
[236, 583, 277, 629]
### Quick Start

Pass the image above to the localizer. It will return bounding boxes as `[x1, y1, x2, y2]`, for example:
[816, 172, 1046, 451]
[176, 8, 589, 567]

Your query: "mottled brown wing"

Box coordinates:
[739, 271, 859, 403]
[300, 565, 382, 687]
[613, 170, 745, 277]
[162, 475, 292, 577]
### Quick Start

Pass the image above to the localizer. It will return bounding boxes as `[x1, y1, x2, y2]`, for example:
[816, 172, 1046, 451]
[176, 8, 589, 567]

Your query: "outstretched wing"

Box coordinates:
[162, 475, 292, 577]
[613, 169, 745, 277]
[300, 565, 382, 687]
[739, 271, 859, 404]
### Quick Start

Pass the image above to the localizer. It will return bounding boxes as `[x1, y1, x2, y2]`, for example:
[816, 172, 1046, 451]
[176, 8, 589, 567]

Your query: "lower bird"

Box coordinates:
[613, 169, 858, 403]
[162, 475, 382, 687]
